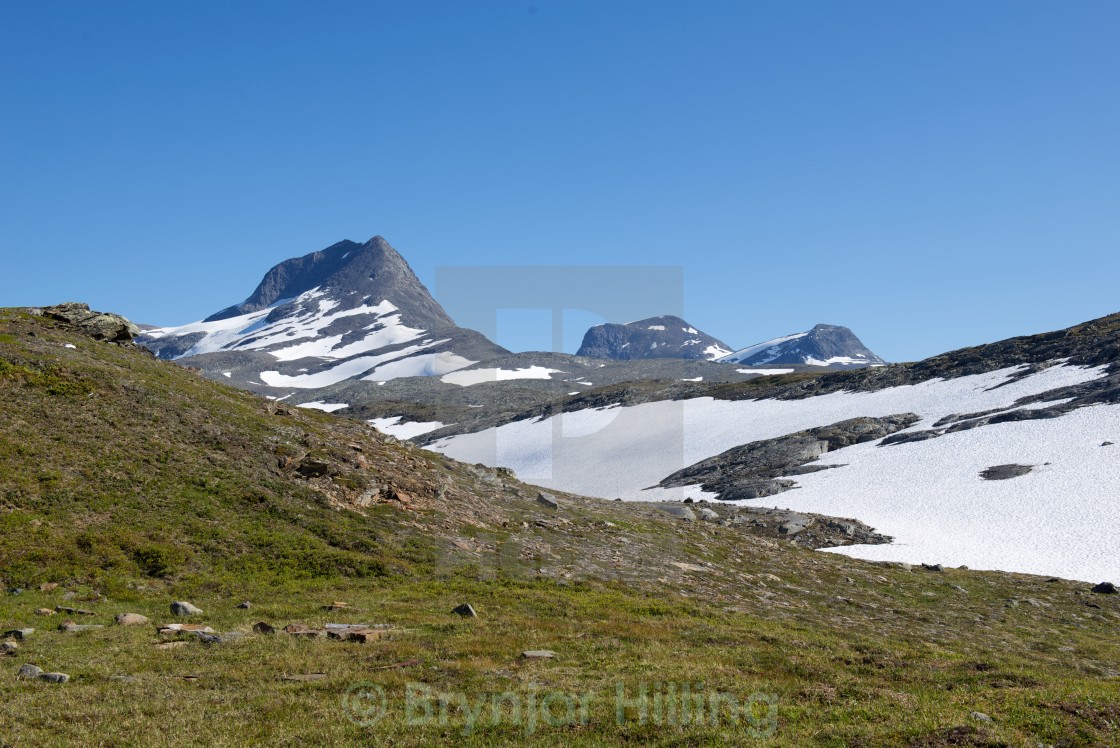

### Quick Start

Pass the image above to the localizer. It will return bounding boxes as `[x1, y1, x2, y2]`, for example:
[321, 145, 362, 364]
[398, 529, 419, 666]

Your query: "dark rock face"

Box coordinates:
[979, 464, 1034, 481]
[137, 236, 509, 388]
[657, 414, 920, 501]
[719, 324, 886, 368]
[576, 315, 732, 361]
[205, 236, 455, 331]
[42, 303, 140, 342]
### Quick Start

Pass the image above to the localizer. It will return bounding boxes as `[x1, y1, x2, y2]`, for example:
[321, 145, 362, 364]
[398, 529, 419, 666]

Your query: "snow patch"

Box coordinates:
[441, 366, 563, 387]
[368, 416, 447, 440]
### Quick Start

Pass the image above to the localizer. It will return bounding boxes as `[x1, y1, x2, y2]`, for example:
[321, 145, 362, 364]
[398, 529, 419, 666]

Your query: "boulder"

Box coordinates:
[42, 302, 140, 342]
[114, 613, 150, 626]
[979, 464, 1033, 481]
[1091, 582, 1118, 595]
[170, 601, 204, 616]
[252, 622, 276, 634]
[39, 672, 70, 684]
[536, 492, 559, 510]
[3, 629, 34, 641]
[0, 642, 17, 655]
[697, 508, 720, 521]
[658, 505, 696, 521]
[17, 664, 43, 680]
[236, 601, 252, 610]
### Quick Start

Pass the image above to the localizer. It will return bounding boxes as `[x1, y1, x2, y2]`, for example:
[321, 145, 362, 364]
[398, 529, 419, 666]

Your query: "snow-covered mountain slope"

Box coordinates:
[428, 359, 1120, 582]
[576, 315, 733, 361]
[719, 323, 886, 368]
[139, 236, 508, 389]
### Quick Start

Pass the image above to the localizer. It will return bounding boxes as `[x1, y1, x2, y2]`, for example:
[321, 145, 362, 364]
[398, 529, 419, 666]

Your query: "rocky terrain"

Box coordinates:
[3, 305, 1120, 745]
[575, 315, 732, 361]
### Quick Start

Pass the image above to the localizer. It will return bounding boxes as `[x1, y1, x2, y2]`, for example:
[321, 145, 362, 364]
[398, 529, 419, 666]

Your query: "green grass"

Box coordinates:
[1, 307, 1119, 746]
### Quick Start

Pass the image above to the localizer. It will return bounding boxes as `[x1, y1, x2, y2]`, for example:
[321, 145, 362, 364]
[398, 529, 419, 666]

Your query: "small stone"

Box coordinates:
[951, 585, 969, 594]
[322, 602, 349, 612]
[922, 563, 944, 572]
[1091, 582, 1118, 595]
[115, 613, 150, 626]
[452, 604, 478, 618]
[17, 664, 43, 679]
[55, 606, 95, 616]
[38, 672, 70, 684]
[252, 622, 276, 635]
[536, 492, 559, 510]
[1102, 441, 1114, 447]
[968, 711, 993, 723]
[236, 601, 252, 610]
[34, 608, 55, 617]
[698, 508, 720, 521]
[157, 623, 215, 635]
[683, 497, 694, 504]
[170, 601, 204, 616]
[7, 588, 24, 596]
[658, 505, 696, 521]
[3, 629, 34, 641]
[521, 650, 556, 660]
[58, 620, 104, 633]
[39, 583, 58, 592]
[282, 673, 328, 682]
[0, 642, 18, 655]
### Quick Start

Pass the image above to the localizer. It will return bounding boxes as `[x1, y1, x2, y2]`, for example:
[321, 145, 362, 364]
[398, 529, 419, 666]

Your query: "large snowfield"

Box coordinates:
[430, 362, 1120, 583]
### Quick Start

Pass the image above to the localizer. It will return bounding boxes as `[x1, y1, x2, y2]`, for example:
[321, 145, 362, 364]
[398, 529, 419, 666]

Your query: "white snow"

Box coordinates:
[703, 344, 732, 360]
[63, 343, 77, 350]
[684, 327, 698, 334]
[804, 355, 867, 366]
[222, 372, 232, 378]
[297, 401, 349, 413]
[441, 366, 563, 387]
[428, 362, 1118, 582]
[719, 332, 809, 363]
[368, 416, 447, 440]
[680, 377, 703, 382]
[736, 368, 796, 375]
[647, 325, 667, 331]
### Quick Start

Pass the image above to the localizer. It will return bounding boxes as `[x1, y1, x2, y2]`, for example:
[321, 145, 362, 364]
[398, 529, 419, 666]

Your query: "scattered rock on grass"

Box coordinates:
[170, 601, 204, 616]
[521, 650, 556, 660]
[39, 672, 70, 684]
[55, 606, 95, 616]
[0, 642, 18, 655]
[59, 620, 104, 633]
[237, 601, 252, 609]
[17, 664, 43, 679]
[1091, 582, 1118, 594]
[452, 603, 478, 618]
[34, 608, 55, 617]
[39, 583, 58, 592]
[536, 492, 559, 510]
[968, 711, 993, 723]
[3, 629, 34, 641]
[252, 622, 276, 635]
[115, 613, 150, 626]
[158, 623, 215, 635]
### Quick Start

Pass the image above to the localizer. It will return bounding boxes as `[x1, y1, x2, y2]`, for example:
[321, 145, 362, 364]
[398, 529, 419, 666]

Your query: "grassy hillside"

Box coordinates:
[1, 307, 1119, 746]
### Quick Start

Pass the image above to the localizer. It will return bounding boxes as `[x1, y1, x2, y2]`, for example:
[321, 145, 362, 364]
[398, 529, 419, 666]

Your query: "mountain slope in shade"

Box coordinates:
[719, 323, 886, 368]
[139, 236, 508, 388]
[576, 315, 733, 361]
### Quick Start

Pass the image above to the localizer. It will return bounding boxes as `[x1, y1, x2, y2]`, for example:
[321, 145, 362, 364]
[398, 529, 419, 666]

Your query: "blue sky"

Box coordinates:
[1, 1, 1117, 361]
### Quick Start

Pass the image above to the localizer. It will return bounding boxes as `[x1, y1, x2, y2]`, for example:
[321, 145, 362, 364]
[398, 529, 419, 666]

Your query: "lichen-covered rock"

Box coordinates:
[42, 303, 140, 342]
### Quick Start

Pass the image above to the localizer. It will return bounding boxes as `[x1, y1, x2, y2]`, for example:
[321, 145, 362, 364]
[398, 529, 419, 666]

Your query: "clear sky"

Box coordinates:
[2, 1, 1117, 362]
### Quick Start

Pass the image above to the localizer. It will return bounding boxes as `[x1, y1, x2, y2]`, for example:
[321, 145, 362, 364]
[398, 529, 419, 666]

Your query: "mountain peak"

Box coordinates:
[203, 235, 454, 329]
[719, 323, 886, 368]
[577, 315, 733, 361]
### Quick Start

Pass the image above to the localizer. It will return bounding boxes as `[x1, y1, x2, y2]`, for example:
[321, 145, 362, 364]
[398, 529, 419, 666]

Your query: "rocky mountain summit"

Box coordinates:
[719, 323, 886, 368]
[138, 236, 507, 389]
[576, 315, 732, 361]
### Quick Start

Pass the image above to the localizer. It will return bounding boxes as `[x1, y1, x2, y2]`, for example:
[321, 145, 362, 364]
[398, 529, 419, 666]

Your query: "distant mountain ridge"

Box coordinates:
[576, 315, 733, 361]
[719, 324, 886, 368]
